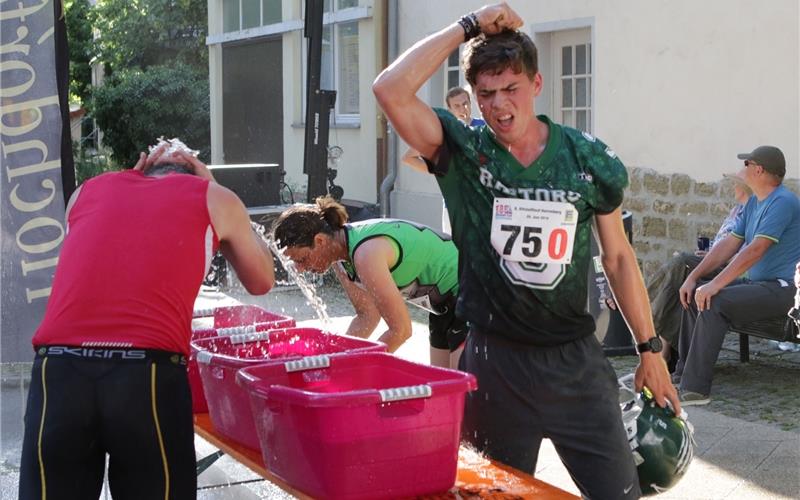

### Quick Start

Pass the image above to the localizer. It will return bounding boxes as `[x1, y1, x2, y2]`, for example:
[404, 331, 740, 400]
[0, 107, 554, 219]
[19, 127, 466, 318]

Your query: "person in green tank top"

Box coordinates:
[373, 3, 681, 498]
[271, 196, 467, 368]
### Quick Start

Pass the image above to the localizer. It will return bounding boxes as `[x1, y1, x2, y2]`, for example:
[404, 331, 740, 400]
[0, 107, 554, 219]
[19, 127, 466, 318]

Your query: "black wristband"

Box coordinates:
[458, 12, 481, 41]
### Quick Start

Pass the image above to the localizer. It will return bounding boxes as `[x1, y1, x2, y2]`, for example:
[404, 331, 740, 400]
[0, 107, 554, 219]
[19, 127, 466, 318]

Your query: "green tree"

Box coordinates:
[65, 0, 93, 104]
[86, 0, 210, 170]
[92, 0, 208, 73]
[91, 64, 210, 167]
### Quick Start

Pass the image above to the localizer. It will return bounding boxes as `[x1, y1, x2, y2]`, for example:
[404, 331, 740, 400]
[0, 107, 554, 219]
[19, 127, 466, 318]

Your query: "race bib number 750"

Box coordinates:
[490, 198, 578, 264]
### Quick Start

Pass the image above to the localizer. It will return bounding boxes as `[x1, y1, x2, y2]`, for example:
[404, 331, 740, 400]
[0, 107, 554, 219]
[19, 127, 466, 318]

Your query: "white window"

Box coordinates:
[551, 29, 592, 133]
[301, 0, 361, 122]
[445, 48, 461, 93]
[223, 0, 282, 32]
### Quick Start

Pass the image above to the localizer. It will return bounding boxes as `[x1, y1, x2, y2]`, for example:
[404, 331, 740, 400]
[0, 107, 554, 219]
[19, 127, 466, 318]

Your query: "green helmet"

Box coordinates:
[619, 378, 695, 496]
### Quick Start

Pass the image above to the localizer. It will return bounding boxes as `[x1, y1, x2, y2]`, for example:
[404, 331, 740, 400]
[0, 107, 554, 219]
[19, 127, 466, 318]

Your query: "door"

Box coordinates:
[222, 37, 284, 165]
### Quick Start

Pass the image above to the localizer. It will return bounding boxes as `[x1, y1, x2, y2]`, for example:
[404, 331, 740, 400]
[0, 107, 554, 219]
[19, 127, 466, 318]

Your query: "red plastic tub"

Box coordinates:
[237, 352, 478, 499]
[188, 305, 295, 413]
[191, 304, 295, 340]
[195, 328, 386, 449]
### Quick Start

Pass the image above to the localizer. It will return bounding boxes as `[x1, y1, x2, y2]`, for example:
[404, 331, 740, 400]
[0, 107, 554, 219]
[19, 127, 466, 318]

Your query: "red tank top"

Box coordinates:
[33, 170, 219, 355]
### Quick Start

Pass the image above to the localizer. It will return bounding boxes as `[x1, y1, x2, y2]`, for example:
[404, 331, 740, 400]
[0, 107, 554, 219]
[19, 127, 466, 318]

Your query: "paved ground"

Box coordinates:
[2, 277, 798, 498]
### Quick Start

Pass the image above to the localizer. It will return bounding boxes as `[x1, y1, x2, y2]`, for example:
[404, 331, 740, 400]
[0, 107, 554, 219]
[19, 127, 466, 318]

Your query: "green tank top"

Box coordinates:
[339, 219, 459, 314]
[432, 108, 629, 345]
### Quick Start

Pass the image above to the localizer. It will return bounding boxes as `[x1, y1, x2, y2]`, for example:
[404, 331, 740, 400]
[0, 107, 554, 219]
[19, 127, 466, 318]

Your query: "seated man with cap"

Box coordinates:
[644, 171, 752, 371]
[673, 145, 800, 405]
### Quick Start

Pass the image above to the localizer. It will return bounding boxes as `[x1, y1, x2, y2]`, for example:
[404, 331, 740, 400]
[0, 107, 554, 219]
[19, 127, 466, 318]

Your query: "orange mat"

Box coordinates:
[194, 413, 577, 499]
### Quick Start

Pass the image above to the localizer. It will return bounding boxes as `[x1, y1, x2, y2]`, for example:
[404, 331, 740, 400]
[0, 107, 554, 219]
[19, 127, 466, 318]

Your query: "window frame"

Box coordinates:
[558, 42, 592, 133]
[445, 48, 462, 95]
[299, 2, 365, 124]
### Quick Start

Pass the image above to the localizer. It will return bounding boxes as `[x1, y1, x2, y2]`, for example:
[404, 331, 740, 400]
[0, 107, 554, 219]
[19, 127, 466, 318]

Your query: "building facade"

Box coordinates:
[207, 0, 799, 277]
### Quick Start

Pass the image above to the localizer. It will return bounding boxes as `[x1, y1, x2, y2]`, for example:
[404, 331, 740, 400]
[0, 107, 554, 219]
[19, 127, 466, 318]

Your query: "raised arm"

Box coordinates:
[372, 2, 522, 159]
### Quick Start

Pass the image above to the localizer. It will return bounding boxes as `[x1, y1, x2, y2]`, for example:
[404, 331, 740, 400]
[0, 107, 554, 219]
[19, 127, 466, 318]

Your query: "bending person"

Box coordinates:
[272, 196, 466, 367]
[19, 140, 275, 500]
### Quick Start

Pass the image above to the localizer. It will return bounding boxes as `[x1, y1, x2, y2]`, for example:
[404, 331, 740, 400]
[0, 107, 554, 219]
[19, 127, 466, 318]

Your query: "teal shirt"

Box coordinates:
[431, 109, 628, 345]
[730, 185, 800, 282]
[340, 219, 459, 314]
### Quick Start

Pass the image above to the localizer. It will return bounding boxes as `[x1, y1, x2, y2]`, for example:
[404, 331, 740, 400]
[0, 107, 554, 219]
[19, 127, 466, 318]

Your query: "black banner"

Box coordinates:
[1, 0, 71, 362]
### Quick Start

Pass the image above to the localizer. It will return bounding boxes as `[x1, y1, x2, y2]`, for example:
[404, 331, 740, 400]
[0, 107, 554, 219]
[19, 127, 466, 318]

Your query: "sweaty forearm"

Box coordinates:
[344, 313, 380, 339]
[603, 252, 656, 343]
[377, 327, 412, 353]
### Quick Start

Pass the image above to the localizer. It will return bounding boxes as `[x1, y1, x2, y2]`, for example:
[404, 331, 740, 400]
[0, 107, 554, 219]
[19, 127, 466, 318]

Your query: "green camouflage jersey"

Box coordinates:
[431, 109, 628, 345]
[339, 219, 459, 314]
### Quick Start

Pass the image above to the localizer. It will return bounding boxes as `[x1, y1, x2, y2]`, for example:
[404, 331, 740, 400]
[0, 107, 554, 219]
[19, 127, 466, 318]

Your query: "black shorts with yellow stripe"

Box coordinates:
[19, 347, 196, 500]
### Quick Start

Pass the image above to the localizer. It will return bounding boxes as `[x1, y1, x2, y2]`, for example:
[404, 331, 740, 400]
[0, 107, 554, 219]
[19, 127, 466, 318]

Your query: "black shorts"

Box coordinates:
[428, 296, 468, 352]
[19, 346, 196, 500]
[459, 329, 641, 499]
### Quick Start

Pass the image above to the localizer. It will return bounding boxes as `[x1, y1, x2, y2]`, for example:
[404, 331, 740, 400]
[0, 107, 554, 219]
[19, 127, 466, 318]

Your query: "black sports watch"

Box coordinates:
[636, 336, 663, 354]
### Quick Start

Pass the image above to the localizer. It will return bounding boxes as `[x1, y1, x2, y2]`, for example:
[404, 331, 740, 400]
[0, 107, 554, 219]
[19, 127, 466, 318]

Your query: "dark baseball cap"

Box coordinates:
[737, 145, 785, 178]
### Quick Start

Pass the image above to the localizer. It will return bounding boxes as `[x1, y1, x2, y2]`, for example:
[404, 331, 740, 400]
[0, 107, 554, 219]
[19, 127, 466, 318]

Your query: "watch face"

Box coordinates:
[650, 337, 663, 352]
[638, 337, 663, 353]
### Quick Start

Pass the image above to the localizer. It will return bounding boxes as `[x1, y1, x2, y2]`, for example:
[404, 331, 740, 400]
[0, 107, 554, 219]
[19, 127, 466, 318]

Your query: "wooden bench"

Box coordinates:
[729, 316, 800, 362]
[193, 413, 578, 499]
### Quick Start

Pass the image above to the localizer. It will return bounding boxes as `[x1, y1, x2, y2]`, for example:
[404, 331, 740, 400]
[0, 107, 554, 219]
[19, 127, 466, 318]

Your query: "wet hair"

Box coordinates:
[445, 87, 470, 107]
[462, 30, 538, 87]
[144, 163, 192, 177]
[272, 195, 349, 249]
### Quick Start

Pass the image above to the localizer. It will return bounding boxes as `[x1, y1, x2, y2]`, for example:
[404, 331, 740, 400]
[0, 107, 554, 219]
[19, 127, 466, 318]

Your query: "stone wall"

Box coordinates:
[623, 167, 800, 284]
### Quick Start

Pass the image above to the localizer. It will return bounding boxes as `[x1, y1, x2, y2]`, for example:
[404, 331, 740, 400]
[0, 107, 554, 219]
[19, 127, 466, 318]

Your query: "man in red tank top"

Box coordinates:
[19, 142, 275, 500]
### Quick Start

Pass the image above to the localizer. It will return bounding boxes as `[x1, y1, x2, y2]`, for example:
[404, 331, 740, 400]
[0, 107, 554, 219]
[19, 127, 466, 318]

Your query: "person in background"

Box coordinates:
[402, 87, 485, 234]
[272, 196, 466, 368]
[620, 172, 752, 370]
[373, 3, 676, 498]
[675, 145, 800, 405]
[402, 86, 485, 173]
[443, 86, 486, 127]
[19, 140, 275, 500]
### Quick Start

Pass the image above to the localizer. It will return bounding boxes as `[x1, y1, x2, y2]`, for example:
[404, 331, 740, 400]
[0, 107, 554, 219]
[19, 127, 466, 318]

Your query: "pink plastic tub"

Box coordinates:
[237, 352, 478, 499]
[188, 305, 295, 413]
[195, 328, 385, 449]
[191, 304, 295, 340]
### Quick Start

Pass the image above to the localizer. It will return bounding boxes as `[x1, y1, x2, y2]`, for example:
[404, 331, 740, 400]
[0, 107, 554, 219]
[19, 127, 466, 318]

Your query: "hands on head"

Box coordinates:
[133, 142, 215, 182]
[473, 2, 524, 35]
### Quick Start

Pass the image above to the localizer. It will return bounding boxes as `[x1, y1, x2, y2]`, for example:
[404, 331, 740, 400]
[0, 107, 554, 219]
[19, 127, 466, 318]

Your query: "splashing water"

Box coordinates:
[255, 227, 330, 326]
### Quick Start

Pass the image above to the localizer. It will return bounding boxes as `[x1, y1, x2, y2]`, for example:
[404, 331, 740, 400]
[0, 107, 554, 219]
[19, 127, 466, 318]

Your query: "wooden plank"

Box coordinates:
[194, 413, 578, 499]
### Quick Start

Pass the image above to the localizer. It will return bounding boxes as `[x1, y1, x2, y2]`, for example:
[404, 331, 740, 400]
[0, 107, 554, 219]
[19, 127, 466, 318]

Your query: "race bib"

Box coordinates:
[491, 198, 578, 264]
